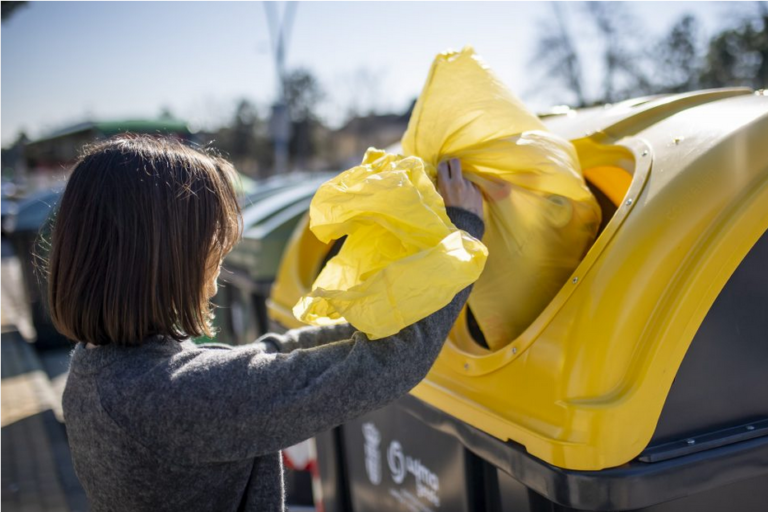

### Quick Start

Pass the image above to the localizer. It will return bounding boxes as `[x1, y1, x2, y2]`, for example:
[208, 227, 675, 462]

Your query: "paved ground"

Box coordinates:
[2, 236, 88, 512]
[1, 237, 35, 340]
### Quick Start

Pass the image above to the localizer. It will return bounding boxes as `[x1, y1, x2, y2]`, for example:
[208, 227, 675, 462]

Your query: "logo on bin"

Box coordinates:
[387, 440, 441, 507]
[387, 440, 407, 484]
[362, 422, 382, 485]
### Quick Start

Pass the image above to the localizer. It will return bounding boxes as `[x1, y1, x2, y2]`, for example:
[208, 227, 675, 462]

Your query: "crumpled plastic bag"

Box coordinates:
[295, 47, 601, 348]
[293, 148, 488, 339]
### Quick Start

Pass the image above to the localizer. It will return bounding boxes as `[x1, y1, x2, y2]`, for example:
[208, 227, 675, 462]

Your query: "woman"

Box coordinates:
[52, 134, 484, 511]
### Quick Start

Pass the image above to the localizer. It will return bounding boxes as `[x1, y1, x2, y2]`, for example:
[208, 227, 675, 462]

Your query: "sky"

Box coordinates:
[0, 1, 748, 147]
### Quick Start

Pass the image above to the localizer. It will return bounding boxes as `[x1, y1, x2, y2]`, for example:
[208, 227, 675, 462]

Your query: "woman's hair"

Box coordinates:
[48, 134, 242, 345]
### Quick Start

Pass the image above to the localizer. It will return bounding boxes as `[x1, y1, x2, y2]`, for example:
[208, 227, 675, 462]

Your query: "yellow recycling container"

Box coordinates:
[268, 88, 768, 472]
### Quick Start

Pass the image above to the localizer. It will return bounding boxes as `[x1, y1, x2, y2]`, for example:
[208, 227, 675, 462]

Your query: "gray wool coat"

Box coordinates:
[63, 207, 484, 511]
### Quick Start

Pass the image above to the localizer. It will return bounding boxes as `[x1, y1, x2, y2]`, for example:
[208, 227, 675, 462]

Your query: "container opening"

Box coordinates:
[583, 165, 632, 238]
[457, 147, 637, 353]
[317, 236, 346, 279]
[308, 150, 636, 353]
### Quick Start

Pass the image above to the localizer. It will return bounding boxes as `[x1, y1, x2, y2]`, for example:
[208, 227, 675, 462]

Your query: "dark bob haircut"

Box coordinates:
[48, 135, 242, 345]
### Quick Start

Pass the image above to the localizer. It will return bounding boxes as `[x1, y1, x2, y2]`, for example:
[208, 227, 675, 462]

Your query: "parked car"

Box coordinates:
[1, 195, 19, 235]
[267, 88, 768, 512]
[4, 188, 67, 348]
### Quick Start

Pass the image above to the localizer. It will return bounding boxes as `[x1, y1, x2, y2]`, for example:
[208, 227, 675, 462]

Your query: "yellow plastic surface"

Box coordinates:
[269, 89, 768, 470]
[297, 47, 600, 347]
[583, 166, 632, 206]
[293, 149, 487, 339]
[402, 47, 601, 350]
[269, 213, 334, 330]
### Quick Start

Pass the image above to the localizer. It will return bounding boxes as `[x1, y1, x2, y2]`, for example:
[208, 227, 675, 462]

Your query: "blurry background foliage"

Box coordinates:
[530, 1, 766, 106]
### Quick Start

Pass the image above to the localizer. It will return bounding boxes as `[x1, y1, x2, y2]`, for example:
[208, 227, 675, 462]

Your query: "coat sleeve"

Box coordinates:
[120, 208, 484, 464]
[254, 323, 358, 353]
[253, 207, 483, 355]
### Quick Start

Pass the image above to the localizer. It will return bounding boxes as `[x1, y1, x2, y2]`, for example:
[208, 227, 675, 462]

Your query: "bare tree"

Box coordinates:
[530, 1, 767, 107]
[530, 3, 587, 106]
[586, 2, 652, 103]
[653, 15, 703, 93]
[530, 2, 651, 107]
[283, 68, 325, 169]
[284, 68, 325, 123]
[342, 67, 384, 119]
[700, 2, 768, 89]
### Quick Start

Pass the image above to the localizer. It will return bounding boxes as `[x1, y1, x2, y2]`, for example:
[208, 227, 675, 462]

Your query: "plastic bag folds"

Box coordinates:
[295, 46, 601, 349]
[401, 47, 601, 349]
[293, 148, 488, 339]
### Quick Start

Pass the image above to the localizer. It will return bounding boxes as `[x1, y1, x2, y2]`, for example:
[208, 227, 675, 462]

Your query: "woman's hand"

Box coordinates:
[437, 158, 484, 221]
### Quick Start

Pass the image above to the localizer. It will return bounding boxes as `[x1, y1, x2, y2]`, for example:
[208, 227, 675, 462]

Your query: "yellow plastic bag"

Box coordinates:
[296, 47, 601, 348]
[401, 47, 601, 349]
[293, 149, 488, 339]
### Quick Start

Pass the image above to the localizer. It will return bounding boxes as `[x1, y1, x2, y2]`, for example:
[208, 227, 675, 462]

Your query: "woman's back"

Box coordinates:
[53, 136, 484, 510]
[65, 338, 283, 511]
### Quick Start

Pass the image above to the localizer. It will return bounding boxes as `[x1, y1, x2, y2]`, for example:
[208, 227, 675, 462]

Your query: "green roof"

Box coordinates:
[32, 119, 191, 145]
[93, 119, 190, 136]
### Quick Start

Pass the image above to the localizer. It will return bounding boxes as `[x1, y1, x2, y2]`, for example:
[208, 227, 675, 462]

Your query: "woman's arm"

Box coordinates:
[134, 207, 483, 464]
[254, 158, 484, 355]
[254, 322, 358, 354]
[103, 162, 485, 465]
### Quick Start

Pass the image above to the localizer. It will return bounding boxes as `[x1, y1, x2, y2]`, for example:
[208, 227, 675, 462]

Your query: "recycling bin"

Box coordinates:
[201, 174, 317, 344]
[267, 88, 768, 511]
[216, 172, 334, 346]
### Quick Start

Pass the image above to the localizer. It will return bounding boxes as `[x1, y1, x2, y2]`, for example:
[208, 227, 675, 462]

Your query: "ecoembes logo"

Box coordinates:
[387, 440, 440, 507]
[362, 423, 382, 485]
